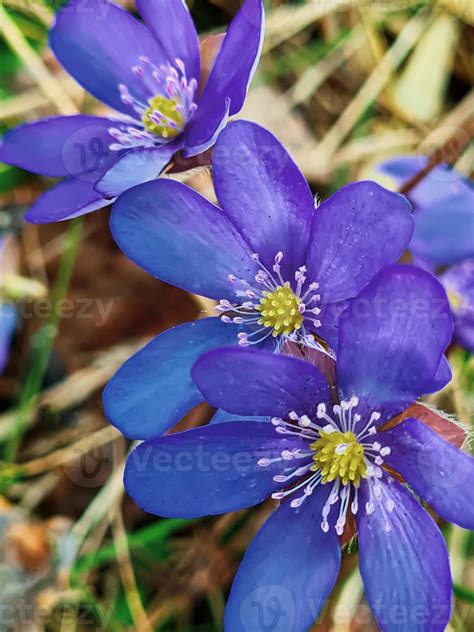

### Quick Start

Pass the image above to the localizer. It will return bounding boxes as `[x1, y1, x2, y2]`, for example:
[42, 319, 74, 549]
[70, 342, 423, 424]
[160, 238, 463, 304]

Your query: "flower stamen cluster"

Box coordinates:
[142, 95, 184, 139]
[109, 57, 197, 150]
[216, 252, 323, 350]
[258, 397, 394, 536]
[311, 430, 367, 487]
[257, 283, 303, 336]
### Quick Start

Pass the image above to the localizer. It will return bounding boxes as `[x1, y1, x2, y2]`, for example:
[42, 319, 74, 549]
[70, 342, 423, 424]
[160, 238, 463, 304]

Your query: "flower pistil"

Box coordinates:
[257, 283, 303, 337]
[142, 94, 185, 139]
[311, 430, 367, 487]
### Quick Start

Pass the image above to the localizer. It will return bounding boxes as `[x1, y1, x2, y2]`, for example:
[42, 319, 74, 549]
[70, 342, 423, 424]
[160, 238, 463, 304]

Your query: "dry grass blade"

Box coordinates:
[264, 0, 350, 53]
[0, 338, 150, 441]
[287, 25, 366, 107]
[392, 14, 461, 123]
[3, 0, 54, 27]
[304, 11, 430, 170]
[22, 425, 121, 477]
[322, 129, 420, 178]
[329, 567, 365, 632]
[0, 5, 77, 115]
[400, 109, 474, 194]
[70, 459, 125, 549]
[147, 596, 190, 627]
[0, 90, 50, 120]
[113, 504, 154, 632]
[437, 0, 474, 25]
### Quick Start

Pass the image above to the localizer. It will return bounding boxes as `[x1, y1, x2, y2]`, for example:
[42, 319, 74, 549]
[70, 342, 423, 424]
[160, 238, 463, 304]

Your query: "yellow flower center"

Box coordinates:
[142, 95, 184, 139]
[257, 283, 303, 337]
[448, 289, 462, 311]
[311, 430, 367, 488]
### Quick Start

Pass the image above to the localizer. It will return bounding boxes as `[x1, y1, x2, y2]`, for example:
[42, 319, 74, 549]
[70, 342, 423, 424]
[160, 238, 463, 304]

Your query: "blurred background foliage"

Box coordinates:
[0, 0, 473, 630]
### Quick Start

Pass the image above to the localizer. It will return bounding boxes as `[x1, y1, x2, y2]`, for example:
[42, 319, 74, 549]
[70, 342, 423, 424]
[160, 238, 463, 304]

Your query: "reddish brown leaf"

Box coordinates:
[384, 402, 467, 449]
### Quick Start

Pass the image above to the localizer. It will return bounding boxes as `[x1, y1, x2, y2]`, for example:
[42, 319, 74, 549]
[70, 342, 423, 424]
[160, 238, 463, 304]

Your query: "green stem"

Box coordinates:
[4, 218, 83, 462]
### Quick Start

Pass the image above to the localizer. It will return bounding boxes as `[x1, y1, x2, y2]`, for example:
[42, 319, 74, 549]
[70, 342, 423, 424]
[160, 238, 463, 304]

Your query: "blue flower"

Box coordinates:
[104, 120, 414, 440]
[125, 265, 471, 632]
[0, 240, 17, 373]
[440, 259, 474, 352]
[378, 155, 474, 351]
[377, 156, 474, 265]
[0, 302, 16, 374]
[0, 0, 264, 223]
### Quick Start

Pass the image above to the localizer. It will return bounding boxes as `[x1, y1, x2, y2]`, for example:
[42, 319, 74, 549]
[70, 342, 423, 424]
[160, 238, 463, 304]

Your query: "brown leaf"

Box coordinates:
[199, 33, 225, 92]
[384, 402, 467, 449]
[7, 523, 52, 573]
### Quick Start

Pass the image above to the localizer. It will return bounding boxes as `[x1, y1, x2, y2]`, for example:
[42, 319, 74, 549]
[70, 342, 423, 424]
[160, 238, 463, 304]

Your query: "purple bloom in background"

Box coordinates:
[0, 240, 17, 373]
[441, 260, 474, 351]
[0, 303, 16, 374]
[125, 266, 472, 632]
[378, 156, 474, 351]
[104, 120, 414, 440]
[0, 0, 264, 223]
[377, 156, 474, 266]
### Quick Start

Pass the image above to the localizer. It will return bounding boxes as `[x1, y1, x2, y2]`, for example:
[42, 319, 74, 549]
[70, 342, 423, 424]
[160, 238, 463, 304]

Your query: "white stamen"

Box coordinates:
[112, 58, 197, 150]
[216, 250, 324, 350]
[255, 397, 393, 536]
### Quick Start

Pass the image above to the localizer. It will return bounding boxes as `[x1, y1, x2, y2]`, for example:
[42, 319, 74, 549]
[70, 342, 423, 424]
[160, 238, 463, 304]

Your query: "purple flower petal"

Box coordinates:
[212, 121, 315, 279]
[50, 0, 166, 115]
[316, 299, 351, 352]
[382, 417, 474, 530]
[377, 155, 425, 182]
[410, 193, 474, 265]
[103, 318, 240, 440]
[109, 179, 258, 301]
[441, 259, 474, 352]
[182, 96, 230, 157]
[0, 115, 117, 178]
[337, 265, 453, 424]
[197, 0, 264, 117]
[225, 485, 341, 632]
[183, 0, 264, 157]
[124, 421, 308, 517]
[0, 303, 17, 374]
[136, 0, 200, 83]
[210, 410, 268, 425]
[411, 255, 437, 273]
[455, 318, 474, 352]
[357, 477, 452, 632]
[24, 178, 110, 224]
[426, 355, 452, 393]
[307, 181, 414, 305]
[193, 348, 330, 418]
[95, 144, 178, 198]
[377, 155, 473, 209]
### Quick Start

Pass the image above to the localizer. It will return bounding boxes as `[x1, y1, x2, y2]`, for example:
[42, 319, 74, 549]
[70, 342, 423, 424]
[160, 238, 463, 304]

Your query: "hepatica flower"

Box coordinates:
[0, 240, 17, 374]
[0, 302, 16, 374]
[440, 259, 474, 352]
[104, 120, 413, 439]
[0, 0, 264, 223]
[378, 156, 474, 351]
[125, 266, 473, 632]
